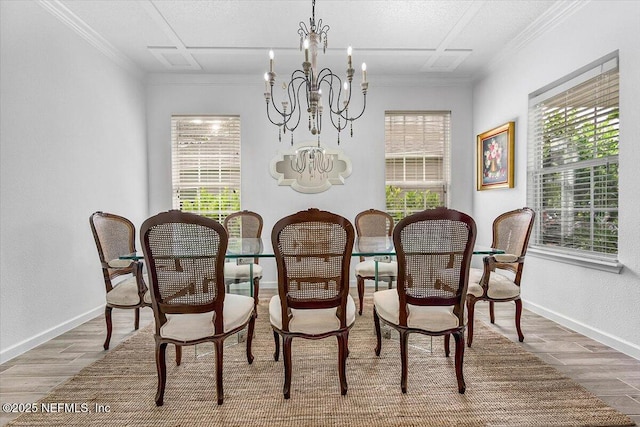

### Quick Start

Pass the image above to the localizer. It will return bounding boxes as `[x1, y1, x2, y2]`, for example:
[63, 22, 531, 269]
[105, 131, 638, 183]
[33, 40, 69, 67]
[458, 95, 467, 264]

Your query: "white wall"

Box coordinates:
[146, 74, 474, 284]
[472, 1, 640, 358]
[0, 1, 148, 362]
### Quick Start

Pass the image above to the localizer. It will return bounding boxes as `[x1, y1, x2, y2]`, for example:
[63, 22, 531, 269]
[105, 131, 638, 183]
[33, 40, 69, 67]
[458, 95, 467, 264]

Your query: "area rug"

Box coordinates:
[8, 300, 635, 427]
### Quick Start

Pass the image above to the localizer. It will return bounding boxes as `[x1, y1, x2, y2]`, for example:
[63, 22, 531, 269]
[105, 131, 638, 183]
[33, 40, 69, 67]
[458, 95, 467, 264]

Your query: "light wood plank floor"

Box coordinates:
[1, 288, 639, 426]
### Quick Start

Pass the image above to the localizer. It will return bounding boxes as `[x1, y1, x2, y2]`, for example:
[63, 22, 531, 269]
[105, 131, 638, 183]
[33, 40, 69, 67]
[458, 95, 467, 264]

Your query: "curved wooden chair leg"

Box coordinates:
[489, 301, 495, 324]
[283, 336, 293, 399]
[399, 330, 409, 394]
[103, 306, 113, 350]
[273, 330, 280, 361]
[515, 298, 524, 342]
[253, 278, 260, 318]
[444, 334, 450, 357]
[338, 333, 348, 395]
[134, 307, 140, 330]
[344, 332, 350, 358]
[357, 277, 365, 315]
[246, 314, 255, 364]
[214, 340, 224, 405]
[453, 331, 466, 394]
[175, 345, 182, 366]
[467, 298, 476, 348]
[155, 342, 168, 406]
[373, 308, 382, 356]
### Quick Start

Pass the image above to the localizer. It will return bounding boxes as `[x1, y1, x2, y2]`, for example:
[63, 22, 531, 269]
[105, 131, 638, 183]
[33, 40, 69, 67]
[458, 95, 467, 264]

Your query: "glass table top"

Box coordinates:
[121, 237, 503, 260]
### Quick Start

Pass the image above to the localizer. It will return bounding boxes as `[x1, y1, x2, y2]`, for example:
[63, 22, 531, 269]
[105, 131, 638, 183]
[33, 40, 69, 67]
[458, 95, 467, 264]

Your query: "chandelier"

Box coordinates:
[263, 0, 368, 147]
[291, 146, 334, 179]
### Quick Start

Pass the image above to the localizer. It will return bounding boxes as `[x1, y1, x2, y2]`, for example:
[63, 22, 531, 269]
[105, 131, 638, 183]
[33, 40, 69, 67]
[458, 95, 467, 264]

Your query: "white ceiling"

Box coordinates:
[44, 0, 582, 80]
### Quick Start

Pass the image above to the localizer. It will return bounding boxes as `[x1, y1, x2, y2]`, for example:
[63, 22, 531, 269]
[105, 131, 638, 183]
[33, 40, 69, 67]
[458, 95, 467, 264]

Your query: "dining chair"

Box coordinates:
[270, 208, 356, 399]
[141, 210, 256, 406]
[223, 210, 263, 312]
[466, 207, 535, 347]
[373, 207, 476, 394]
[354, 209, 397, 315]
[89, 211, 150, 350]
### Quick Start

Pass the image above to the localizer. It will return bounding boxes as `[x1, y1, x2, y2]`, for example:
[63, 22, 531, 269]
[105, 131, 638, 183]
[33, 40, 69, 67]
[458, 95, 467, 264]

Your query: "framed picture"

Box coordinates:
[477, 121, 515, 190]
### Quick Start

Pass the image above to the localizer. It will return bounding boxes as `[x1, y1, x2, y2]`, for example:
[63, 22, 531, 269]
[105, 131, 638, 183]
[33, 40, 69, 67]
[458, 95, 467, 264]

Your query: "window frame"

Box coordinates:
[384, 111, 451, 223]
[526, 52, 622, 273]
[171, 115, 241, 222]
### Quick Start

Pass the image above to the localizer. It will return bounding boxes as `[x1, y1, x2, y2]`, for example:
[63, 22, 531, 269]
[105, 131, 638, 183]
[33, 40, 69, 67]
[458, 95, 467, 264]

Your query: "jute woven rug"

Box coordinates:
[9, 300, 635, 427]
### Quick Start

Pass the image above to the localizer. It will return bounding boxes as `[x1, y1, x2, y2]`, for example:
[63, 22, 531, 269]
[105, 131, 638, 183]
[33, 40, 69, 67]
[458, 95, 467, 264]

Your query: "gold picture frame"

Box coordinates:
[477, 122, 515, 190]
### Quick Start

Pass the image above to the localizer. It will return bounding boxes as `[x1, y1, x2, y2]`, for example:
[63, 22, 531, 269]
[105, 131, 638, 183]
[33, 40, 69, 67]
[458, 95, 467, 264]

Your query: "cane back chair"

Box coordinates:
[373, 207, 476, 394]
[141, 210, 256, 406]
[270, 208, 356, 399]
[90, 211, 149, 350]
[223, 210, 264, 311]
[354, 209, 397, 315]
[466, 207, 535, 346]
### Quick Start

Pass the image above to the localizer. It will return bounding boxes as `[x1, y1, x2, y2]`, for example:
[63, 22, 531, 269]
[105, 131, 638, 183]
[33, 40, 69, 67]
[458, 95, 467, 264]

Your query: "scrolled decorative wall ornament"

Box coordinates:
[269, 143, 352, 193]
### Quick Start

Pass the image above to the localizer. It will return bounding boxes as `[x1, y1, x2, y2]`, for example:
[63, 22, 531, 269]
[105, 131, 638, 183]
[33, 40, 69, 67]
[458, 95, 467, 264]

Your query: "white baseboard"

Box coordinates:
[0, 305, 104, 364]
[523, 300, 640, 361]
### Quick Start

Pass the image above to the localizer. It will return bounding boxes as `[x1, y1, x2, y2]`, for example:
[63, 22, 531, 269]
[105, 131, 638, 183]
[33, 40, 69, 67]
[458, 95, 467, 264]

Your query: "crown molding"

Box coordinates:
[475, 0, 590, 81]
[38, 0, 144, 80]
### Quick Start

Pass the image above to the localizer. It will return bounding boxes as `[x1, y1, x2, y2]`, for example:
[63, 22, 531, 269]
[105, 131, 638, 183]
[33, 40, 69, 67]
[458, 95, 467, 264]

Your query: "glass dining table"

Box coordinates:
[121, 237, 503, 297]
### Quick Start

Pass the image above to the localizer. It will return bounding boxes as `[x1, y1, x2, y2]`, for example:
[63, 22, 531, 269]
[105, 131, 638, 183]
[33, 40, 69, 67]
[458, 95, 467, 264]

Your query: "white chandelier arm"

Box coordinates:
[267, 72, 305, 117]
[266, 74, 307, 132]
[316, 70, 349, 116]
[342, 92, 367, 122]
[315, 68, 366, 122]
[314, 70, 367, 133]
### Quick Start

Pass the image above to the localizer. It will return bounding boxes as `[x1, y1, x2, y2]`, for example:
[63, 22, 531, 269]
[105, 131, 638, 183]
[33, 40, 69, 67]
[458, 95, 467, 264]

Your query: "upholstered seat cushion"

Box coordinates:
[143, 289, 152, 305]
[224, 262, 263, 279]
[355, 260, 398, 277]
[493, 253, 519, 263]
[373, 288, 460, 332]
[269, 294, 356, 335]
[159, 294, 254, 342]
[467, 267, 520, 299]
[107, 258, 133, 268]
[106, 274, 149, 306]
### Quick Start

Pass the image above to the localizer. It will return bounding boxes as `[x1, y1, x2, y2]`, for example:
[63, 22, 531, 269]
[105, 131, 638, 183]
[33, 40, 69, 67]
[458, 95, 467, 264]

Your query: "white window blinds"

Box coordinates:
[527, 53, 619, 261]
[385, 111, 450, 222]
[171, 115, 241, 221]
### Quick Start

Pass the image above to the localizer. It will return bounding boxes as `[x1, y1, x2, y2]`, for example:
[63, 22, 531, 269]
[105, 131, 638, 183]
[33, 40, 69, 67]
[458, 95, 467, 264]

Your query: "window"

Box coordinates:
[171, 115, 241, 221]
[385, 111, 450, 222]
[527, 52, 619, 265]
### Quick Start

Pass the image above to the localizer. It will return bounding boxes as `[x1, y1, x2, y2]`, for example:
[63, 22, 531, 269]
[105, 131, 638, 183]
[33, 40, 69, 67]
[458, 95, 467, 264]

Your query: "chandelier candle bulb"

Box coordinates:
[269, 50, 274, 72]
[348, 46, 353, 68]
[362, 63, 367, 82]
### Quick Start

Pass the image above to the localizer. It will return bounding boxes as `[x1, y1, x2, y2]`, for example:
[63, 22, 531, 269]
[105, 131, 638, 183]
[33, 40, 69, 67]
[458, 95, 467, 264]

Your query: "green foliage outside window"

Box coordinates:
[180, 187, 240, 222]
[385, 185, 442, 223]
[540, 109, 618, 254]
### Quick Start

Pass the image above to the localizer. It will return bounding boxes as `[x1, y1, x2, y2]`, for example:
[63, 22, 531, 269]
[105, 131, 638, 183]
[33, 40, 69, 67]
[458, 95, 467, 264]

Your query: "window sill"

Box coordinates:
[527, 247, 623, 274]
